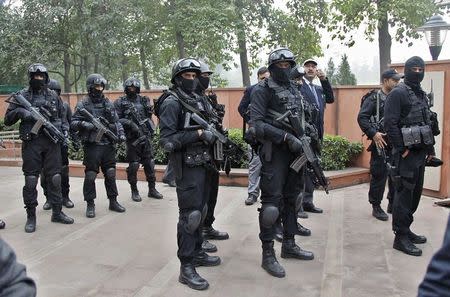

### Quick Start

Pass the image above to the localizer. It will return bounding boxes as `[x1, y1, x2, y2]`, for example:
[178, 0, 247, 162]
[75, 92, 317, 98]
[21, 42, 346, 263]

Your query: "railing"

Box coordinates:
[0, 130, 21, 159]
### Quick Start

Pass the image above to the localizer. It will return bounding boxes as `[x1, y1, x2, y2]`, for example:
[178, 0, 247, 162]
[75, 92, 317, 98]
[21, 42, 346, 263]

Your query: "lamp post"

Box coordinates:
[417, 15, 450, 60]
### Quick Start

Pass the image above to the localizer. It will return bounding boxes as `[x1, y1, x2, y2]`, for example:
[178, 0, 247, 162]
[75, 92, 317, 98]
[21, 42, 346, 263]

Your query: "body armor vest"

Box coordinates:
[80, 96, 116, 144]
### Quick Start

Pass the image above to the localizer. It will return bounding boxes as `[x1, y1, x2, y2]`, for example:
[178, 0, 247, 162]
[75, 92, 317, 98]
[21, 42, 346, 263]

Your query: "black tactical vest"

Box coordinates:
[80, 96, 115, 144]
[398, 83, 430, 127]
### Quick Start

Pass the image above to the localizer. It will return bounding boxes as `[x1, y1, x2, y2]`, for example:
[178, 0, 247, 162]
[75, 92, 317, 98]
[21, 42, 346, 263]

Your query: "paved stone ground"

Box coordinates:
[0, 166, 449, 297]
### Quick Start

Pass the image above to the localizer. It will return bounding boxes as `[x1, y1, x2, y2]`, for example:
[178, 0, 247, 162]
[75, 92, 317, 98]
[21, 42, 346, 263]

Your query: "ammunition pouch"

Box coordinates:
[184, 143, 212, 167]
[401, 125, 434, 148]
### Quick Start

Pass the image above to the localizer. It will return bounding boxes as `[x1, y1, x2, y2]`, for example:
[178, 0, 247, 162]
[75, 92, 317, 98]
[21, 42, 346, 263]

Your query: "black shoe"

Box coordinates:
[109, 198, 126, 213]
[131, 190, 142, 202]
[192, 251, 221, 267]
[86, 202, 95, 218]
[245, 195, 257, 205]
[425, 156, 443, 167]
[203, 226, 229, 240]
[297, 210, 309, 219]
[387, 201, 393, 214]
[303, 202, 323, 213]
[148, 188, 163, 199]
[0, 219, 5, 229]
[261, 242, 285, 278]
[393, 235, 422, 256]
[179, 263, 209, 291]
[372, 204, 388, 221]
[51, 210, 74, 224]
[43, 200, 51, 210]
[25, 208, 36, 233]
[202, 240, 217, 253]
[62, 198, 74, 208]
[162, 179, 176, 187]
[408, 230, 427, 244]
[296, 222, 311, 236]
[281, 238, 314, 260]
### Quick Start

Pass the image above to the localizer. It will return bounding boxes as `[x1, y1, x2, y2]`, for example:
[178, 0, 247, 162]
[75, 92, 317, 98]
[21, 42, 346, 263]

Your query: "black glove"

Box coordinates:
[118, 134, 126, 143]
[18, 108, 33, 121]
[284, 133, 302, 153]
[199, 130, 217, 145]
[81, 121, 95, 131]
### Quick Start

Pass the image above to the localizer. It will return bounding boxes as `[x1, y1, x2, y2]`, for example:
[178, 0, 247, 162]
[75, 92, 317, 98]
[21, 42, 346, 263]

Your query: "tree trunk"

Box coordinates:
[139, 46, 150, 89]
[235, 0, 250, 87]
[63, 50, 72, 93]
[176, 31, 186, 59]
[378, 11, 391, 81]
[121, 54, 128, 84]
[94, 53, 99, 74]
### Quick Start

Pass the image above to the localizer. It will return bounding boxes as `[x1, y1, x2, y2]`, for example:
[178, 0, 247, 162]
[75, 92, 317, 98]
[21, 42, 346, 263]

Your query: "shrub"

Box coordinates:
[0, 118, 20, 131]
[321, 134, 363, 170]
[225, 128, 248, 169]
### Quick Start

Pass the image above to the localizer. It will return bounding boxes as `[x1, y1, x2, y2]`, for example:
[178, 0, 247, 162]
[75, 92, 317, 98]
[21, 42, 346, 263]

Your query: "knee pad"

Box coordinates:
[85, 171, 97, 182]
[24, 175, 39, 190]
[184, 210, 202, 234]
[260, 205, 279, 228]
[51, 174, 61, 188]
[201, 204, 208, 224]
[128, 162, 140, 173]
[105, 168, 116, 179]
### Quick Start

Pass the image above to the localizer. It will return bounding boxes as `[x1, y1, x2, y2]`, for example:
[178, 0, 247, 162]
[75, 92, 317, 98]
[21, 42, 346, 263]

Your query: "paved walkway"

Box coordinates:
[0, 166, 449, 297]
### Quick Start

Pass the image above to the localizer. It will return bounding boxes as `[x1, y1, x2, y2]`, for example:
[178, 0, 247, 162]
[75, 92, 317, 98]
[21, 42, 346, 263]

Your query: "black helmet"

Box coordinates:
[86, 73, 106, 91]
[123, 77, 141, 93]
[268, 48, 296, 68]
[171, 58, 201, 83]
[290, 65, 305, 80]
[28, 63, 49, 84]
[48, 79, 62, 94]
[199, 61, 213, 75]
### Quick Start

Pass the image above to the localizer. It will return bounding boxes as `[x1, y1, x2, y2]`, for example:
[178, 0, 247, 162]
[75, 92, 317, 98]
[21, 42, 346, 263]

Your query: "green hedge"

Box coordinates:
[68, 130, 363, 171]
[0, 119, 20, 131]
[321, 134, 363, 170]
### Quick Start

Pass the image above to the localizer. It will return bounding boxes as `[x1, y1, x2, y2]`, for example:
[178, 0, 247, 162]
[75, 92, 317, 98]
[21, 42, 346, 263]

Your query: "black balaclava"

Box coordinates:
[125, 87, 137, 99]
[30, 78, 45, 91]
[89, 87, 103, 101]
[404, 56, 425, 89]
[175, 76, 198, 94]
[198, 76, 210, 92]
[270, 65, 292, 85]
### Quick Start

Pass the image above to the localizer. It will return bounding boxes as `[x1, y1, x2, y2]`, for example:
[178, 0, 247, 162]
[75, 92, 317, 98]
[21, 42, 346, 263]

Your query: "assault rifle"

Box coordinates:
[123, 102, 156, 147]
[79, 108, 118, 143]
[6, 93, 65, 144]
[272, 103, 329, 194]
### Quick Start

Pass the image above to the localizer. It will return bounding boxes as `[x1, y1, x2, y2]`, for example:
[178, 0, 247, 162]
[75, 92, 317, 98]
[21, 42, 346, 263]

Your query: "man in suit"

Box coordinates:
[238, 66, 270, 205]
[300, 59, 335, 214]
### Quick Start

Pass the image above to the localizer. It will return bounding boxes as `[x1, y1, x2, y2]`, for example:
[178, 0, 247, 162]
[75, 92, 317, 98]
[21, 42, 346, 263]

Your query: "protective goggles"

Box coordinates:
[92, 77, 107, 86]
[269, 49, 295, 61]
[124, 79, 141, 88]
[28, 64, 48, 74]
[178, 58, 201, 70]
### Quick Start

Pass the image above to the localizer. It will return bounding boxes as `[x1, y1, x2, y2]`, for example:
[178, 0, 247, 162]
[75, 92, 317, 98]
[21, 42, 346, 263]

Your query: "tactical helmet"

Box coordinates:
[28, 63, 49, 84]
[290, 65, 305, 80]
[48, 79, 62, 94]
[199, 61, 213, 75]
[171, 58, 201, 83]
[86, 73, 107, 91]
[123, 77, 141, 93]
[268, 48, 296, 68]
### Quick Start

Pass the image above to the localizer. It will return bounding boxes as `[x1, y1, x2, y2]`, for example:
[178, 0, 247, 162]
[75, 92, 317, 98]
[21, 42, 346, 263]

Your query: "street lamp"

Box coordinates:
[417, 15, 450, 60]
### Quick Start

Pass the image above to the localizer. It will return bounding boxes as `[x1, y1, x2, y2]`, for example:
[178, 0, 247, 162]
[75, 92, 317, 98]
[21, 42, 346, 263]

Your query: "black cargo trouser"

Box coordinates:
[369, 149, 395, 205]
[204, 168, 219, 228]
[126, 141, 156, 188]
[41, 144, 70, 199]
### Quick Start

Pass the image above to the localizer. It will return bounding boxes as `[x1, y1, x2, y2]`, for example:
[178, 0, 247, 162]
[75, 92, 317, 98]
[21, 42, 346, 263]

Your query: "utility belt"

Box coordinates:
[401, 124, 434, 148]
[183, 142, 212, 167]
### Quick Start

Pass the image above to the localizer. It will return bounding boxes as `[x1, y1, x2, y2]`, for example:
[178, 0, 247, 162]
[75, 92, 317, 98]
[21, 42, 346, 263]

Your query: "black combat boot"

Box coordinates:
[130, 184, 142, 202]
[201, 240, 217, 253]
[51, 205, 74, 224]
[193, 250, 221, 267]
[179, 263, 209, 290]
[62, 197, 74, 208]
[109, 197, 126, 213]
[43, 200, 51, 210]
[408, 230, 427, 244]
[245, 195, 257, 205]
[25, 207, 36, 233]
[296, 222, 311, 236]
[148, 187, 163, 199]
[261, 241, 285, 278]
[281, 238, 314, 260]
[393, 234, 422, 256]
[372, 204, 388, 221]
[203, 226, 229, 240]
[0, 219, 5, 229]
[86, 201, 96, 218]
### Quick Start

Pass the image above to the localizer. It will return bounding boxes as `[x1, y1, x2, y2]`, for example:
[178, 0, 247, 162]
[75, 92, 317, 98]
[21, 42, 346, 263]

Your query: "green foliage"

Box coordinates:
[152, 129, 168, 165]
[336, 54, 357, 85]
[0, 119, 20, 132]
[325, 58, 337, 85]
[321, 134, 363, 170]
[226, 128, 248, 169]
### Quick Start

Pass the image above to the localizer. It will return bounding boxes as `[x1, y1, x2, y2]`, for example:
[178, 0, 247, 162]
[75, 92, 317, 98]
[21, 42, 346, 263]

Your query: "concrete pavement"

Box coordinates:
[0, 166, 449, 297]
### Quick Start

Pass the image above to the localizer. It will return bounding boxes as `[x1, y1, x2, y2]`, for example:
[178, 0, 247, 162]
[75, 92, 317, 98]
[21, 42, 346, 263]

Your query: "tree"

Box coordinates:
[325, 58, 337, 85]
[335, 54, 356, 85]
[327, 0, 439, 78]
